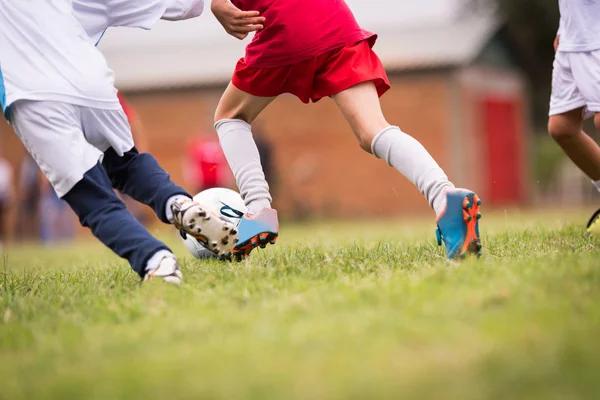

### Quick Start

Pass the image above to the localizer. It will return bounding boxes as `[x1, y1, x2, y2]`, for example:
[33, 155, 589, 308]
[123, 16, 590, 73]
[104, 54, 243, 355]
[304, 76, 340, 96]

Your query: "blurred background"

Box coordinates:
[0, 0, 596, 245]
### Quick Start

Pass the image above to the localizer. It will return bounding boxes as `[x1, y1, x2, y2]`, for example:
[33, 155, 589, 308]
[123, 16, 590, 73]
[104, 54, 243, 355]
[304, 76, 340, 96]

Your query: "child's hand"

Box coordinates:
[211, 0, 265, 40]
[554, 35, 560, 52]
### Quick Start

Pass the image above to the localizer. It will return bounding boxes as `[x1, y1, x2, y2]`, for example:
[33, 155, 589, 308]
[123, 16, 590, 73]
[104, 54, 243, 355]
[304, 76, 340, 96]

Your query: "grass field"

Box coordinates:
[1, 209, 600, 399]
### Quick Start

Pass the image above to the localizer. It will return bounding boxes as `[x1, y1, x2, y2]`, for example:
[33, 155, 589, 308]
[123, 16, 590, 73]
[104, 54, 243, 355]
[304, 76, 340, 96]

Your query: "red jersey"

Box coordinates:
[232, 0, 374, 68]
[187, 137, 228, 189]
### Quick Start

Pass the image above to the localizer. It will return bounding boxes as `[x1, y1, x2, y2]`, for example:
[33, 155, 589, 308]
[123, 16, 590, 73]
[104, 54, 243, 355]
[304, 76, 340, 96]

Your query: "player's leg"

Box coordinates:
[573, 51, 600, 188]
[332, 82, 454, 212]
[9, 100, 182, 283]
[102, 146, 189, 223]
[64, 162, 182, 283]
[583, 112, 600, 235]
[590, 112, 600, 234]
[548, 51, 600, 180]
[322, 41, 480, 258]
[548, 107, 600, 235]
[81, 107, 238, 256]
[215, 82, 275, 212]
[332, 82, 481, 258]
[553, 50, 600, 234]
[214, 82, 279, 260]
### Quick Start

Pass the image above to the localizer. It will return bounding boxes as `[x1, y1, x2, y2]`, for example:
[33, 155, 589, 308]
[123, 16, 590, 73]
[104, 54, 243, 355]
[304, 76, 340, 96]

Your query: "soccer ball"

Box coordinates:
[181, 188, 247, 259]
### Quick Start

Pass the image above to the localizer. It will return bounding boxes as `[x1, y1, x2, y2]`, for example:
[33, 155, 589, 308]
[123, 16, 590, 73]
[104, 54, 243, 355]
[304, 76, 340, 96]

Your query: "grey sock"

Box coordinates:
[371, 126, 454, 215]
[215, 119, 272, 215]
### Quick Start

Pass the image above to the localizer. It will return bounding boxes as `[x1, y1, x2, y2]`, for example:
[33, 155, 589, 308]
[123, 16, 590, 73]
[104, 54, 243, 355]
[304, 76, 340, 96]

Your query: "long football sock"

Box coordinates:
[371, 126, 455, 216]
[215, 119, 272, 215]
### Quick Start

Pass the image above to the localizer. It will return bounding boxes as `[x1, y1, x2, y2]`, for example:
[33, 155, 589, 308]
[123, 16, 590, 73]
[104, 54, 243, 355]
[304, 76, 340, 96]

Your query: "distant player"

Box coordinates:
[549, 0, 600, 234]
[185, 133, 231, 194]
[0, 156, 13, 246]
[210, 0, 483, 260]
[0, 0, 242, 284]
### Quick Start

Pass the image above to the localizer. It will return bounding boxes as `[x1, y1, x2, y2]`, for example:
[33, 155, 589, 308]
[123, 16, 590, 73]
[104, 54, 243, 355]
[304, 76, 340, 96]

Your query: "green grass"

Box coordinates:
[1, 209, 600, 399]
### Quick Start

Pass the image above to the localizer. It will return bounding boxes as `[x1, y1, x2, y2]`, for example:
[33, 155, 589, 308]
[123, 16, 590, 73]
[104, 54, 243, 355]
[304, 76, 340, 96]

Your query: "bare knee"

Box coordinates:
[356, 132, 376, 153]
[214, 83, 275, 126]
[346, 116, 390, 154]
[354, 116, 391, 153]
[332, 82, 389, 154]
[548, 112, 582, 143]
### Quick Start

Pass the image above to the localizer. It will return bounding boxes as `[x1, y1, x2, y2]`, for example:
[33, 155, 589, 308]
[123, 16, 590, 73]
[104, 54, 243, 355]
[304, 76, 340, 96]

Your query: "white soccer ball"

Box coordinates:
[181, 188, 247, 259]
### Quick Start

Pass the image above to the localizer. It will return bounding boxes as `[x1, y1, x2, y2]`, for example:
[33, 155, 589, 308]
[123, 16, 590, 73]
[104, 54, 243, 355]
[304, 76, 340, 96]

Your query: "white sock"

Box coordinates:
[371, 126, 454, 215]
[145, 250, 175, 273]
[593, 180, 600, 194]
[215, 119, 272, 214]
[165, 194, 192, 223]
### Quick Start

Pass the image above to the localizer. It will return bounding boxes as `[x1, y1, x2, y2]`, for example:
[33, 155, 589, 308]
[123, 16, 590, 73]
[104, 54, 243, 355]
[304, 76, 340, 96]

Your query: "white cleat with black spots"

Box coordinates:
[171, 198, 239, 256]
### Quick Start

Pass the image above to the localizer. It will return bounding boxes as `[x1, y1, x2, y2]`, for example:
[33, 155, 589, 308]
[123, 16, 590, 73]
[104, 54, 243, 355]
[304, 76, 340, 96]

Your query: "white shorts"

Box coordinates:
[9, 100, 134, 197]
[549, 50, 600, 117]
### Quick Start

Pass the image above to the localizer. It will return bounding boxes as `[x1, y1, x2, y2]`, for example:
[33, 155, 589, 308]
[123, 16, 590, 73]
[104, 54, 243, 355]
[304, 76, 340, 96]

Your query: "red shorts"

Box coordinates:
[232, 39, 391, 104]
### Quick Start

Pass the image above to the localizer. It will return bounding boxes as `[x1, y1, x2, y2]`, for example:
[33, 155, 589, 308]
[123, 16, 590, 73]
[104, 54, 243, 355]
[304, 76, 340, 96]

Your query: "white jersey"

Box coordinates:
[0, 0, 203, 116]
[0, 0, 120, 115]
[558, 0, 600, 52]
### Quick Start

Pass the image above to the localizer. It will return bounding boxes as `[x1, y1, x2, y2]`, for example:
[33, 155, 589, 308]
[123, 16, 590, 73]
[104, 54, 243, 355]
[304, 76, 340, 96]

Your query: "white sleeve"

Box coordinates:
[161, 0, 204, 21]
[105, 0, 167, 30]
[72, 0, 203, 44]
[72, 0, 167, 40]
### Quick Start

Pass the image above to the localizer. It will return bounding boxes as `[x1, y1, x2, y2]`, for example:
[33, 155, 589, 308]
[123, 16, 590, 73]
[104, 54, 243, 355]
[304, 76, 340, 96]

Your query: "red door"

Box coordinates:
[481, 97, 524, 205]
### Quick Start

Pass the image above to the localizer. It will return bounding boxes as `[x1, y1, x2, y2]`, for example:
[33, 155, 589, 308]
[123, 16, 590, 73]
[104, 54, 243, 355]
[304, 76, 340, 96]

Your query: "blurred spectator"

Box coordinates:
[38, 172, 76, 244]
[183, 125, 275, 198]
[14, 154, 40, 241]
[0, 156, 14, 245]
[116, 92, 151, 225]
[184, 131, 232, 194]
[14, 155, 75, 245]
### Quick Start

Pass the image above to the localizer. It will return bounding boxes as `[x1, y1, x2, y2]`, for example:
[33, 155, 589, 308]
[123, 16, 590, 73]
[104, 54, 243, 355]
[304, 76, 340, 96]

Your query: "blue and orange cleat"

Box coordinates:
[222, 208, 279, 261]
[436, 189, 482, 259]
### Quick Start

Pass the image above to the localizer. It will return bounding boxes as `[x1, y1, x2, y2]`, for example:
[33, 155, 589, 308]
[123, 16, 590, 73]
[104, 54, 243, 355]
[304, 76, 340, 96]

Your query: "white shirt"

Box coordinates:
[0, 0, 203, 116]
[0, 0, 121, 115]
[558, 0, 600, 52]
